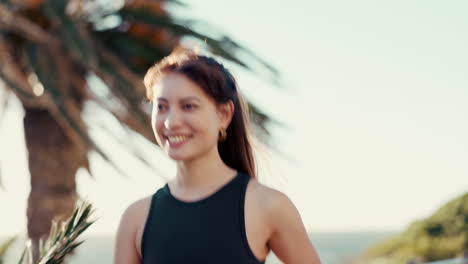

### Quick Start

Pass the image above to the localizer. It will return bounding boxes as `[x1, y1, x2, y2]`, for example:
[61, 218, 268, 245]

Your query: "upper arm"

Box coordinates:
[114, 197, 151, 264]
[267, 191, 322, 264]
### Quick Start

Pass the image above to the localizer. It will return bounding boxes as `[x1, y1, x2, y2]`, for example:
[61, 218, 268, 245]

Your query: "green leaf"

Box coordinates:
[93, 30, 166, 73]
[0, 73, 35, 99]
[17, 240, 32, 264]
[42, 0, 96, 67]
[24, 42, 128, 177]
[86, 40, 150, 129]
[34, 200, 95, 264]
[0, 236, 16, 257]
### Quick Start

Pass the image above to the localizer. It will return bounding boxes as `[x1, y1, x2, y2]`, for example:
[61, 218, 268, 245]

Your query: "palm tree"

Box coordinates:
[0, 0, 277, 261]
[0, 236, 16, 264]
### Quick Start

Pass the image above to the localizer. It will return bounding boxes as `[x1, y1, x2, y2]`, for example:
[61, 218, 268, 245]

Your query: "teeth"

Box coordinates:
[168, 135, 188, 143]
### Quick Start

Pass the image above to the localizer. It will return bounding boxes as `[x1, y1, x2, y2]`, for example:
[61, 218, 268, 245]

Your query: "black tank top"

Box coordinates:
[141, 172, 266, 264]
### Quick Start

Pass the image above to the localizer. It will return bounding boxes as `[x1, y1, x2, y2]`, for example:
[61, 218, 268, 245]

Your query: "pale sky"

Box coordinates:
[1, 0, 467, 236]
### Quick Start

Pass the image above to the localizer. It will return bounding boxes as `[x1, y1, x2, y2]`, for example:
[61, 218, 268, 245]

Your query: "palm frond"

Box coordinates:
[0, 236, 17, 261]
[42, 0, 98, 68]
[92, 41, 148, 125]
[18, 200, 96, 264]
[17, 240, 32, 264]
[24, 42, 127, 176]
[0, 87, 10, 190]
[10, 199, 96, 264]
[0, 0, 280, 178]
[0, 85, 10, 125]
[96, 120, 165, 176]
[117, 8, 250, 67]
[165, 0, 187, 7]
[0, 38, 53, 108]
[93, 30, 168, 73]
[0, 3, 57, 46]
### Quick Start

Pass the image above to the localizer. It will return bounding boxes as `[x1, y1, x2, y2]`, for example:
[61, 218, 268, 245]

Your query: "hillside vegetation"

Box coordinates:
[357, 192, 468, 264]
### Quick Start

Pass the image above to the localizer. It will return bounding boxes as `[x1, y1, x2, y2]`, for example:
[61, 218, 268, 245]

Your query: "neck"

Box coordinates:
[174, 147, 236, 191]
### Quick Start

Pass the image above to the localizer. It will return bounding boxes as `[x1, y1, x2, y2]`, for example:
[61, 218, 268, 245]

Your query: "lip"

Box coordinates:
[167, 139, 187, 148]
[164, 134, 192, 148]
[165, 133, 192, 138]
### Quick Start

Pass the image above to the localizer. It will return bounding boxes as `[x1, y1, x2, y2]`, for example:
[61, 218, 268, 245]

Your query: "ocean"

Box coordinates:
[2, 232, 393, 264]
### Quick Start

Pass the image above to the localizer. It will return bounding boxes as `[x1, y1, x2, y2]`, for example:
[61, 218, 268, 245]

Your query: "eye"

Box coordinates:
[156, 103, 167, 111]
[183, 103, 196, 111]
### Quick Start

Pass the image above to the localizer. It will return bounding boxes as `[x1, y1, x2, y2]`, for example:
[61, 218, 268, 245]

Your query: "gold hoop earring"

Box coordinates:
[218, 128, 227, 142]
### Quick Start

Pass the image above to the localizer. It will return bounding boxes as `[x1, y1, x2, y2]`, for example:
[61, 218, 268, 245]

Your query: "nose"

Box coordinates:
[164, 109, 183, 129]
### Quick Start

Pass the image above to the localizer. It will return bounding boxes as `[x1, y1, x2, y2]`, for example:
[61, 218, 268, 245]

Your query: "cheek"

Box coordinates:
[151, 113, 164, 141]
[193, 113, 220, 139]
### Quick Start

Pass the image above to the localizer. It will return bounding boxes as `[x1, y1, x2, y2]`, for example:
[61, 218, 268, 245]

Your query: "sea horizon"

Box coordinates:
[1, 230, 395, 264]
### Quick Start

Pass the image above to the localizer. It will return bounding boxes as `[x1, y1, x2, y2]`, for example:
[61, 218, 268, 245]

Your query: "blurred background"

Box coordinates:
[0, 0, 467, 263]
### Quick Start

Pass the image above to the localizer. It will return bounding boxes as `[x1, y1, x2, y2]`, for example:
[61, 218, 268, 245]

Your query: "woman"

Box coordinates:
[114, 49, 322, 264]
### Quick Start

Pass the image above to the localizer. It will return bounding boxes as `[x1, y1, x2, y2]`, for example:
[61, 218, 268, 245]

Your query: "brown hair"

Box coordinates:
[144, 49, 257, 179]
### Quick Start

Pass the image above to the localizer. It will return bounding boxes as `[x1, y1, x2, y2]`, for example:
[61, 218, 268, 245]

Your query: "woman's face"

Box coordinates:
[151, 72, 230, 161]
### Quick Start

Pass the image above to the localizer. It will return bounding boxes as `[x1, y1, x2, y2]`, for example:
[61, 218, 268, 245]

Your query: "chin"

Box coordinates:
[166, 146, 213, 162]
[166, 150, 197, 161]
[168, 153, 192, 161]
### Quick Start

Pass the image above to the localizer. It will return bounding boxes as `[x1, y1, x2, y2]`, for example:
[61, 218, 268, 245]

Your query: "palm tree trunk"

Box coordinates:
[23, 107, 86, 262]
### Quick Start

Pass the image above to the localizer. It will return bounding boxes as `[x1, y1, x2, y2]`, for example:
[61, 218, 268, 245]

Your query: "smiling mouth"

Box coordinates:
[166, 135, 192, 145]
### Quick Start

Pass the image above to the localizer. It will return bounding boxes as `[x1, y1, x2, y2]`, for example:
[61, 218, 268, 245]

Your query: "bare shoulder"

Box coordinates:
[247, 178, 292, 214]
[248, 179, 306, 237]
[116, 195, 153, 235]
[121, 195, 153, 222]
[114, 195, 153, 264]
[247, 179, 322, 263]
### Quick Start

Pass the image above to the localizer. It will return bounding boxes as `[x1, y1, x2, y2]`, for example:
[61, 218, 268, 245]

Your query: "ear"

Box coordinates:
[218, 100, 235, 129]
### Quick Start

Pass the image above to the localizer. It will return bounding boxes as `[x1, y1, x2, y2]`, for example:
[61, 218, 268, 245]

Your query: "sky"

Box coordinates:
[0, 0, 467, 236]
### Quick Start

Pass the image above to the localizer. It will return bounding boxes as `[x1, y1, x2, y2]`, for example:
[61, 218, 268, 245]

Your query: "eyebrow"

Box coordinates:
[156, 96, 201, 102]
